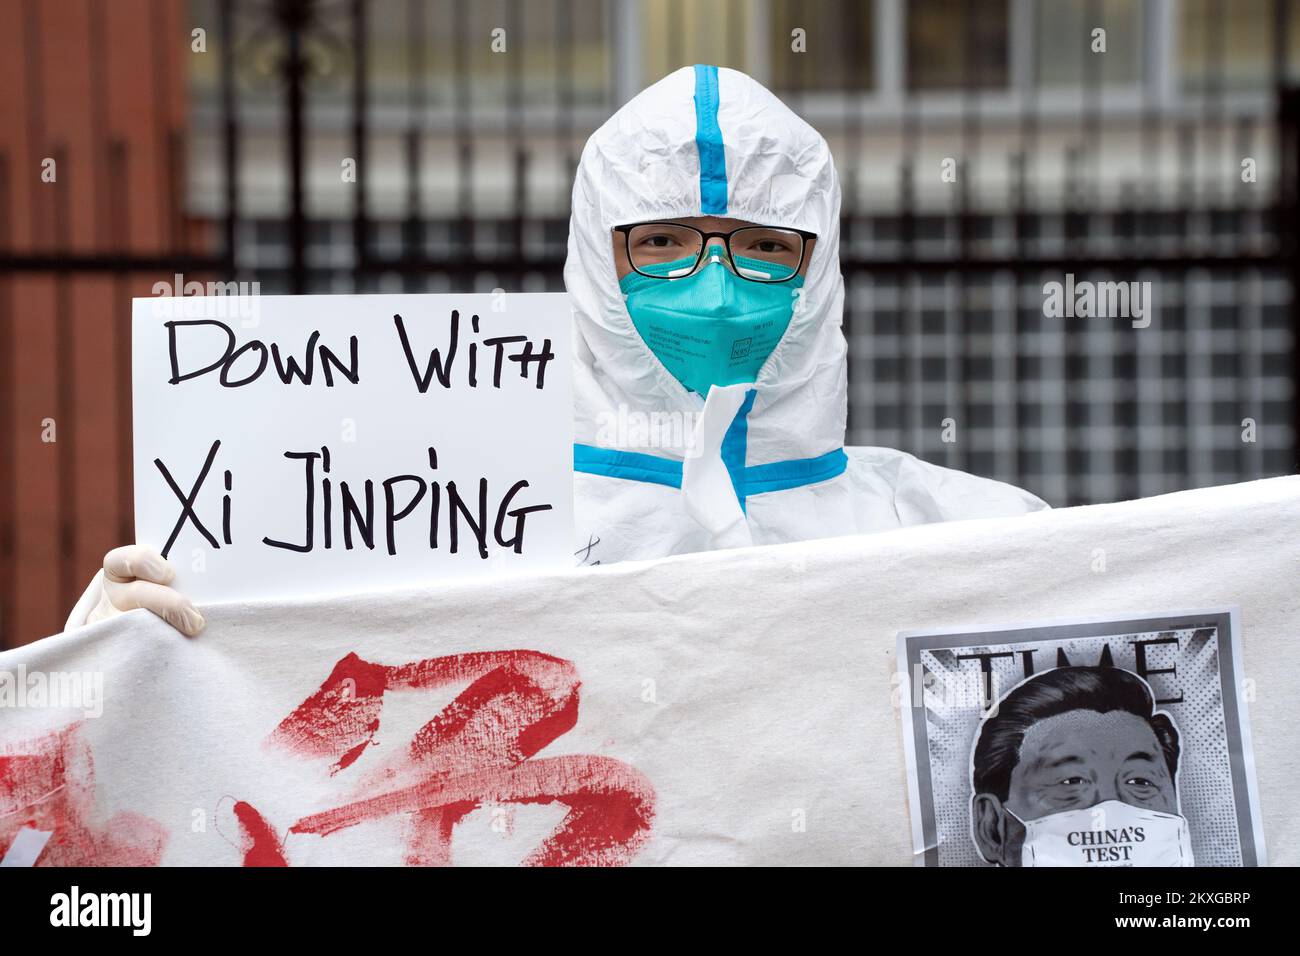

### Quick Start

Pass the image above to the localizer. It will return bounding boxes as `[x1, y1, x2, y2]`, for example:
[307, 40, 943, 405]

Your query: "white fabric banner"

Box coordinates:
[2, 477, 1297, 866]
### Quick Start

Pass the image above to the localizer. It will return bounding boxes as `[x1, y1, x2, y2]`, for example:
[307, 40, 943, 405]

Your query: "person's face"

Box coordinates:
[1006, 709, 1178, 817]
[972, 709, 1178, 866]
[611, 216, 816, 281]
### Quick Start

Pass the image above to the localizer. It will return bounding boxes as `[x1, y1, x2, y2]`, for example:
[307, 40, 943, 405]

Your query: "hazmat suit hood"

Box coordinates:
[565, 65, 845, 465]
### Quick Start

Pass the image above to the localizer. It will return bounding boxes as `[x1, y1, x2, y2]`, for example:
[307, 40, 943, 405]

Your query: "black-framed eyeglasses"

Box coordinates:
[614, 220, 816, 283]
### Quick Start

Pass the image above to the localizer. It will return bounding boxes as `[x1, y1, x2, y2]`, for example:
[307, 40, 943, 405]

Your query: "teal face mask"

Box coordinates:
[619, 253, 803, 397]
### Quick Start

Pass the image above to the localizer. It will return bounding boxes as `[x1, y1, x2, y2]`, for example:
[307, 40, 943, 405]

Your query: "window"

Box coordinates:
[907, 0, 1010, 91]
[1181, 0, 1294, 91]
[1035, 0, 1141, 88]
[769, 0, 874, 92]
[638, 0, 753, 87]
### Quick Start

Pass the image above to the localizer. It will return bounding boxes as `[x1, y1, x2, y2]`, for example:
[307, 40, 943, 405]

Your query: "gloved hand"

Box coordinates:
[86, 545, 205, 636]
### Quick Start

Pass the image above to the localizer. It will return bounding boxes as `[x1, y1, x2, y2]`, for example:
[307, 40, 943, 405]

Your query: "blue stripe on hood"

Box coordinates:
[693, 64, 728, 214]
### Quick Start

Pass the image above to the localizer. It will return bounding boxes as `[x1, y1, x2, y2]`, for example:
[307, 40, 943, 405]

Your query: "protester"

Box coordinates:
[68, 66, 1045, 635]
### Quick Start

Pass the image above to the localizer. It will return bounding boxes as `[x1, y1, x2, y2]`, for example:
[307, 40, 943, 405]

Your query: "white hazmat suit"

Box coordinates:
[567, 65, 1046, 565]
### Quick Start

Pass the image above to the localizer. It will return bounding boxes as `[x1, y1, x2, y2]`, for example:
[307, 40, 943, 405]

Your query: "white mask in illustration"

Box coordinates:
[1010, 799, 1195, 867]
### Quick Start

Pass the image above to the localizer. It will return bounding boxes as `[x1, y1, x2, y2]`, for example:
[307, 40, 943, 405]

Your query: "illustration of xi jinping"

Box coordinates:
[969, 665, 1194, 866]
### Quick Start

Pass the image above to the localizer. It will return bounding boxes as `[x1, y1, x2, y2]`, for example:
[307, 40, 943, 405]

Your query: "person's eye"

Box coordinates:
[743, 238, 792, 254]
[1057, 776, 1086, 786]
[1125, 776, 1157, 788]
[639, 234, 678, 248]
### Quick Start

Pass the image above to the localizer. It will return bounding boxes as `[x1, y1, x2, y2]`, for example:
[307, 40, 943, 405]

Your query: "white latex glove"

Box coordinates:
[86, 545, 205, 636]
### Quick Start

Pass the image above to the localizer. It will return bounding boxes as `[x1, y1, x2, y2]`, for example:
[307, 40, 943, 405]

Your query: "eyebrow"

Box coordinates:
[1043, 754, 1085, 770]
[1124, 751, 1158, 763]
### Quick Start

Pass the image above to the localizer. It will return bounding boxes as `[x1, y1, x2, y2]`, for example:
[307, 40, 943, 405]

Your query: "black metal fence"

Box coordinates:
[2, 0, 1298, 604]
[186, 0, 1300, 503]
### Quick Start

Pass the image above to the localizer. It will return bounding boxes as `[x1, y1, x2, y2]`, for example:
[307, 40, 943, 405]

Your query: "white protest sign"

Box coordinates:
[132, 293, 573, 602]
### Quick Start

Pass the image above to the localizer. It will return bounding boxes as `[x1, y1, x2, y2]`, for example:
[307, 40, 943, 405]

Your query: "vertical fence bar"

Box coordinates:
[1133, 0, 1164, 500]
[1275, 0, 1300, 470]
[454, 0, 474, 287]
[405, 0, 426, 285]
[508, 0, 526, 273]
[1283, 86, 1300, 473]
[954, 0, 979, 475]
[1087, 0, 1112, 504]
[900, 1, 918, 456]
[555, 0, 576, 186]
[283, 0, 308, 293]
[1014, 0, 1035, 493]
[351, 0, 368, 288]
[1202, 0, 1227, 488]
[842, 0, 864, 440]
[222, 0, 240, 274]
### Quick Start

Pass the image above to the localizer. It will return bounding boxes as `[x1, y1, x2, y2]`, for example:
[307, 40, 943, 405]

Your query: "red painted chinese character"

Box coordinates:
[234, 651, 655, 867]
